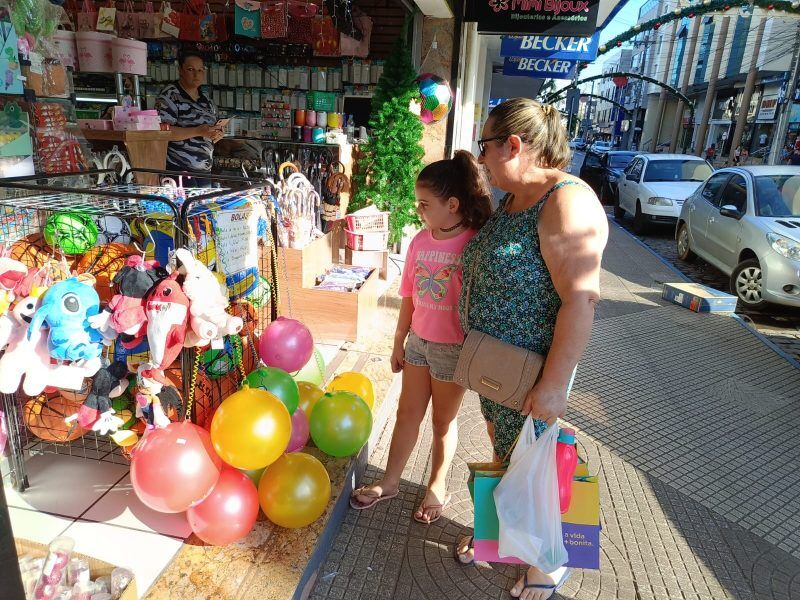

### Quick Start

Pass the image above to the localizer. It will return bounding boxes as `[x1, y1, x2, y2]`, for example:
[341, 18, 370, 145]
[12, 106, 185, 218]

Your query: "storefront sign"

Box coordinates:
[466, 0, 600, 36]
[500, 33, 599, 61]
[502, 56, 577, 79]
[757, 95, 778, 121]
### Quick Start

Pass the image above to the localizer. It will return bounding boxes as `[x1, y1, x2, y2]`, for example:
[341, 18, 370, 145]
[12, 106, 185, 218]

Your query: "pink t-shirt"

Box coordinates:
[399, 228, 477, 344]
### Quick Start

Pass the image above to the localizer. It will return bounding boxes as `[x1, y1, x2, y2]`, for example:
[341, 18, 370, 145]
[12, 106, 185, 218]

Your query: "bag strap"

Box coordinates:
[461, 203, 504, 331]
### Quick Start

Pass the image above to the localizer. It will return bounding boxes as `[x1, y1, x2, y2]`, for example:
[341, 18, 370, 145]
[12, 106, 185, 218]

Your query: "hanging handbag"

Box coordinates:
[159, 1, 181, 37]
[77, 0, 98, 31]
[179, 0, 216, 41]
[286, 0, 316, 45]
[116, 0, 139, 38]
[261, 1, 288, 39]
[138, 2, 165, 39]
[453, 215, 545, 411]
[234, 0, 261, 38]
[340, 13, 371, 58]
[96, 0, 117, 32]
[312, 12, 339, 57]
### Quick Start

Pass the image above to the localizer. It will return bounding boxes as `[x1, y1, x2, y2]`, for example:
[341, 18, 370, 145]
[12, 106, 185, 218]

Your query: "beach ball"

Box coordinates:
[417, 73, 453, 125]
[43, 211, 98, 255]
[94, 216, 132, 245]
[246, 276, 271, 309]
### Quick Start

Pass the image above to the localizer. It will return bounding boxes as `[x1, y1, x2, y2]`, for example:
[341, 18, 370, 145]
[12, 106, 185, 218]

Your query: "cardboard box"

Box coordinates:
[15, 538, 137, 600]
[661, 282, 737, 313]
[345, 247, 389, 279]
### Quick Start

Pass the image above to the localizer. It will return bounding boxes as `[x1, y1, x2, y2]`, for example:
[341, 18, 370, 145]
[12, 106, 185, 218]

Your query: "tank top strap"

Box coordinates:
[533, 180, 591, 216]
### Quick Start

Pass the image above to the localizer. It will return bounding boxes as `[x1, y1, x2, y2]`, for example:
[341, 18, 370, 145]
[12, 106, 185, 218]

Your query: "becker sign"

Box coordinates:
[500, 33, 600, 61]
[503, 56, 577, 79]
[465, 0, 600, 36]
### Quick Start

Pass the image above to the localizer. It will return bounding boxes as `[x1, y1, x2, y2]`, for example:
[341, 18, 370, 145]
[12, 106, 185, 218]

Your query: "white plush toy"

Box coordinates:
[173, 248, 243, 348]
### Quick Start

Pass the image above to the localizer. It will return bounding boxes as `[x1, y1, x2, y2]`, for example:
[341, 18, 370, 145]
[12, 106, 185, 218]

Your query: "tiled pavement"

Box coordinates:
[309, 221, 800, 600]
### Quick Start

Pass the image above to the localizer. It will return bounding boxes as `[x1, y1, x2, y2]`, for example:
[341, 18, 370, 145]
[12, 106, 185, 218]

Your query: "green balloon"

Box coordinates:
[291, 348, 326, 388]
[309, 391, 372, 457]
[245, 366, 300, 415]
[241, 467, 266, 487]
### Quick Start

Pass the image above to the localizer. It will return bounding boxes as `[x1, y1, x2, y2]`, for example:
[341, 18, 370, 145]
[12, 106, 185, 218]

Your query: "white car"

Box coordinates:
[614, 153, 714, 233]
[590, 141, 612, 153]
[676, 166, 800, 309]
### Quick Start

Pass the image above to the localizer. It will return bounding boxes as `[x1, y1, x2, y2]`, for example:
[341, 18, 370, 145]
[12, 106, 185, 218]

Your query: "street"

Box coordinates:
[570, 151, 800, 363]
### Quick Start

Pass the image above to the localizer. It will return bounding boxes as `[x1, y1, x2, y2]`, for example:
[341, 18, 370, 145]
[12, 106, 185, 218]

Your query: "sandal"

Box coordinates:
[413, 491, 451, 524]
[453, 534, 474, 565]
[349, 485, 398, 510]
[513, 567, 571, 599]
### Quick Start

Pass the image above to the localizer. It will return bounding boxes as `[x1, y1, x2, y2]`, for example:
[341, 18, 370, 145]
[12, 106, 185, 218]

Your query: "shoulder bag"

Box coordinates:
[453, 210, 545, 411]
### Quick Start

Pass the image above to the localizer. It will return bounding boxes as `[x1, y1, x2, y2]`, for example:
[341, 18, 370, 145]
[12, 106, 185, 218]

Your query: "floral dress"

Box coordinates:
[459, 180, 583, 459]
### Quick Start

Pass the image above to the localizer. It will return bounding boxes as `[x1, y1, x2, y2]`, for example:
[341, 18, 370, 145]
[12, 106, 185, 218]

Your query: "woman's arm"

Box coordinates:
[522, 182, 609, 421]
[391, 297, 414, 372]
[169, 124, 221, 142]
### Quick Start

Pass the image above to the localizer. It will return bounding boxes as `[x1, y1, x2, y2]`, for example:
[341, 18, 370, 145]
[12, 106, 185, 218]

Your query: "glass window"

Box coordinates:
[628, 159, 644, 179]
[701, 172, 730, 206]
[643, 159, 713, 182]
[583, 153, 602, 168]
[609, 153, 637, 168]
[720, 174, 747, 211]
[754, 175, 800, 217]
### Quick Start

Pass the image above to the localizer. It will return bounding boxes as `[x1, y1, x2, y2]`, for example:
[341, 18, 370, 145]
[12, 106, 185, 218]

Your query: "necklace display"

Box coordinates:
[440, 220, 464, 233]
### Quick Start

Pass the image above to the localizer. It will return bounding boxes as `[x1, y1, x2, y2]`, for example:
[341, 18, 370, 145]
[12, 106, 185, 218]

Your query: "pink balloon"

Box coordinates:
[131, 421, 223, 513]
[286, 408, 309, 453]
[187, 467, 259, 545]
[259, 317, 314, 373]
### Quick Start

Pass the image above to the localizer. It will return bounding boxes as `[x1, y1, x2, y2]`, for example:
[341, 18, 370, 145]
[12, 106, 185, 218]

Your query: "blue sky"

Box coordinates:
[599, 0, 647, 44]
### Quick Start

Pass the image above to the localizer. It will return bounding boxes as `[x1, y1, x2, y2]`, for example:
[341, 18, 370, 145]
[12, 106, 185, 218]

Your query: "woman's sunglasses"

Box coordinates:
[477, 135, 508, 156]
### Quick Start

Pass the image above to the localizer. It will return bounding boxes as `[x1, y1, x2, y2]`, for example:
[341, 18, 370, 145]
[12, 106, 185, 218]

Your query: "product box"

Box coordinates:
[661, 282, 737, 313]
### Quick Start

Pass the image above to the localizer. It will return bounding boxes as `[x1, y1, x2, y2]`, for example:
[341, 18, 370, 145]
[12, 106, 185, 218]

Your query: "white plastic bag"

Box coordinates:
[494, 417, 568, 572]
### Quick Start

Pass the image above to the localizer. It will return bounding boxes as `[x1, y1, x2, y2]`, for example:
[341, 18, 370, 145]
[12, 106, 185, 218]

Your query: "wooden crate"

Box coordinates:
[345, 247, 389, 280]
[277, 230, 338, 289]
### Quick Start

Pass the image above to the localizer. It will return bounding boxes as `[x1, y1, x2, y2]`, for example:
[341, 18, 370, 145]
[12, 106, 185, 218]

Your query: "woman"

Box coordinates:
[454, 98, 608, 600]
[156, 52, 224, 180]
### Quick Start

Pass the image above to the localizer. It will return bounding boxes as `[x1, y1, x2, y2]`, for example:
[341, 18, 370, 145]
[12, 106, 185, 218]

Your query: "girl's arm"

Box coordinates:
[521, 181, 609, 421]
[391, 297, 414, 372]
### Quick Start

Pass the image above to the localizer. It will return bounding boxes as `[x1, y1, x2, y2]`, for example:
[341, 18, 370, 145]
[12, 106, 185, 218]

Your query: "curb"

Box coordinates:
[295, 369, 402, 600]
[607, 216, 800, 371]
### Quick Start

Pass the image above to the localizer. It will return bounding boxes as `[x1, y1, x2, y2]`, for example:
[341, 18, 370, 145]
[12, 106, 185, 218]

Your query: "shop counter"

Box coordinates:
[80, 129, 173, 185]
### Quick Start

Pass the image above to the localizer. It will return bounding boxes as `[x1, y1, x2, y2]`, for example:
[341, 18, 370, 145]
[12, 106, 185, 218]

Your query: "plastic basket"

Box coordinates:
[345, 229, 388, 251]
[307, 91, 337, 112]
[345, 211, 389, 233]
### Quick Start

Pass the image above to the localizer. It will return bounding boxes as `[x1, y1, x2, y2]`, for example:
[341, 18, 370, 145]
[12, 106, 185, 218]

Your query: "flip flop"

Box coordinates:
[413, 492, 451, 524]
[349, 485, 398, 510]
[453, 534, 474, 566]
[515, 567, 572, 599]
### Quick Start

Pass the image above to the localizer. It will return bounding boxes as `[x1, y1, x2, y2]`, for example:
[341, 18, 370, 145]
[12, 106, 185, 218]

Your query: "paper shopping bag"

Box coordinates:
[0, 18, 23, 95]
[234, 0, 261, 38]
[96, 1, 117, 32]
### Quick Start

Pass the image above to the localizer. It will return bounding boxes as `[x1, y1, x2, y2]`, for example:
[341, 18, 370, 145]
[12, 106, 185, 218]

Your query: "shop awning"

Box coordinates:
[412, 0, 453, 18]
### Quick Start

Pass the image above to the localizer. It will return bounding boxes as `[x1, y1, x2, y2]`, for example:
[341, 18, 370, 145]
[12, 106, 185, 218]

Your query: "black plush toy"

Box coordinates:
[77, 361, 130, 431]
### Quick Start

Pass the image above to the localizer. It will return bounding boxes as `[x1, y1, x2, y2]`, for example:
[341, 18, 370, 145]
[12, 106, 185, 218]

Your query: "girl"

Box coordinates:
[349, 151, 492, 524]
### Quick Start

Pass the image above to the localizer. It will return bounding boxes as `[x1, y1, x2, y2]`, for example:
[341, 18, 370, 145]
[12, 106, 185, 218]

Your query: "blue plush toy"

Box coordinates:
[27, 278, 104, 362]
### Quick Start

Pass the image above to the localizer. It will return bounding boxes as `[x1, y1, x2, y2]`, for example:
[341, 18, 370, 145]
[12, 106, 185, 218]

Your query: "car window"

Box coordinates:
[720, 174, 747, 212]
[643, 159, 714, 182]
[754, 175, 800, 217]
[701, 172, 731, 206]
[583, 153, 602, 168]
[628, 159, 643, 180]
[609, 153, 637, 168]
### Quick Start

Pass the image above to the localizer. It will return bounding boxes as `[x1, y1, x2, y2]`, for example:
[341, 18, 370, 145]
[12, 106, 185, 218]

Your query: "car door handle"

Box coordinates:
[708, 217, 715, 223]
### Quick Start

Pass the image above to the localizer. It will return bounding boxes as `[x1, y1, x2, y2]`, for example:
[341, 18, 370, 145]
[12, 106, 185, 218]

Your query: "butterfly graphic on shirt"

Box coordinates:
[415, 261, 457, 302]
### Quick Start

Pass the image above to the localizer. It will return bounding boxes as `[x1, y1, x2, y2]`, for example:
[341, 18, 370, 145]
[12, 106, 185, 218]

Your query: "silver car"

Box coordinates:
[676, 166, 800, 309]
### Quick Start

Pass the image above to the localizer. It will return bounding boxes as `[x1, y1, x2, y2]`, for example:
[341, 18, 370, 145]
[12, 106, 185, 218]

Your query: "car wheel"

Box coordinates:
[633, 202, 648, 234]
[731, 258, 769, 310]
[676, 223, 696, 262]
[613, 193, 625, 220]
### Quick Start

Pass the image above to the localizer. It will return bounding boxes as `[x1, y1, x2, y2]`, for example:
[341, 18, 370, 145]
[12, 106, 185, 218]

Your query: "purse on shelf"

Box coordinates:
[453, 214, 545, 411]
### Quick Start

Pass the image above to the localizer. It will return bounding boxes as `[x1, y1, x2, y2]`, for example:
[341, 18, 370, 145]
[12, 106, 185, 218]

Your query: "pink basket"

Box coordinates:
[53, 30, 78, 70]
[345, 211, 389, 233]
[345, 229, 389, 251]
[76, 31, 115, 73]
[112, 38, 147, 76]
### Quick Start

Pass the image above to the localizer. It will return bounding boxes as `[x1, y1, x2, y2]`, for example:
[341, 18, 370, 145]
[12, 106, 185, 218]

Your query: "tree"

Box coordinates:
[349, 30, 424, 243]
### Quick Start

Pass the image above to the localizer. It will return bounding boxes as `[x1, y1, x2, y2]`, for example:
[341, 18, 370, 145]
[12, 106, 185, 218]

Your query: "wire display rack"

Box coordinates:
[0, 169, 279, 491]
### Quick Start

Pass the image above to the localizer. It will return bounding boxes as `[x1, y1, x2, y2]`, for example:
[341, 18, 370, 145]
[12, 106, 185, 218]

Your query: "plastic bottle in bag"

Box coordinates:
[556, 428, 578, 514]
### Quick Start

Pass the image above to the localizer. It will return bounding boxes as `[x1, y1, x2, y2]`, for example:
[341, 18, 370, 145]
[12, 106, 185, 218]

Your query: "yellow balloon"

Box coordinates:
[297, 381, 324, 415]
[326, 372, 374, 410]
[210, 387, 291, 470]
[258, 452, 331, 529]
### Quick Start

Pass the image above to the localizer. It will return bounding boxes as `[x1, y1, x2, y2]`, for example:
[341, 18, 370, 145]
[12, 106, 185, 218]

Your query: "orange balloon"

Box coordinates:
[297, 382, 324, 415]
[258, 453, 331, 528]
[76, 243, 135, 304]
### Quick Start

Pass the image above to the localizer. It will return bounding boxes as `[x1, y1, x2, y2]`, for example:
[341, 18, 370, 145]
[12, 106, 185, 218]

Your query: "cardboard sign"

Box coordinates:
[465, 0, 599, 36]
[501, 33, 599, 61]
[503, 56, 577, 79]
[214, 206, 259, 276]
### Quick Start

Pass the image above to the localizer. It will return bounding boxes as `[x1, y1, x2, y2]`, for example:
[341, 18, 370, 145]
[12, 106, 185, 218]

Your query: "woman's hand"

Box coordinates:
[390, 341, 405, 373]
[197, 124, 223, 140]
[521, 379, 568, 422]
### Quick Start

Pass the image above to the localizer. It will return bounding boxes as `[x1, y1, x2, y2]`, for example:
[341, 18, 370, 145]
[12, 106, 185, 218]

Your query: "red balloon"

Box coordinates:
[258, 317, 314, 373]
[187, 467, 259, 545]
[131, 421, 223, 513]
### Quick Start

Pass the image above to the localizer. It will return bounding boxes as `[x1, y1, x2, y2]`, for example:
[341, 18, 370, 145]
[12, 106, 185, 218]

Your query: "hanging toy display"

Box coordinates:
[416, 73, 453, 125]
[145, 273, 190, 370]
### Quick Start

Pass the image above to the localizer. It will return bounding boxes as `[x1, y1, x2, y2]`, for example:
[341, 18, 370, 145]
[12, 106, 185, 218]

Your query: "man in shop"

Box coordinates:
[156, 52, 224, 183]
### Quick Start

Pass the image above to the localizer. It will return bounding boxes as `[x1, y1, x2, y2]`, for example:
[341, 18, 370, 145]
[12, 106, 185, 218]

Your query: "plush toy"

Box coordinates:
[0, 256, 28, 315]
[0, 288, 50, 395]
[90, 256, 167, 348]
[76, 362, 130, 432]
[28, 278, 103, 362]
[173, 249, 243, 348]
[145, 273, 190, 370]
[135, 365, 174, 430]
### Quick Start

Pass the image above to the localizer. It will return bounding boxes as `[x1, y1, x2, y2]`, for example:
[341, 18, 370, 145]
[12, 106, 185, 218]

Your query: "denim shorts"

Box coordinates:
[403, 331, 462, 382]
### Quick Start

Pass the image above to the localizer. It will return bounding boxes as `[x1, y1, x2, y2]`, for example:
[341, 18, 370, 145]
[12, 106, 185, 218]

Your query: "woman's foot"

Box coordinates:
[510, 565, 567, 600]
[413, 488, 451, 523]
[454, 534, 474, 565]
[349, 481, 399, 510]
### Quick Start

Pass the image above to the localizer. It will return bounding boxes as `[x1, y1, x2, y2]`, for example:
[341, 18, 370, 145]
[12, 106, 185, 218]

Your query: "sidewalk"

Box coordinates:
[309, 221, 800, 600]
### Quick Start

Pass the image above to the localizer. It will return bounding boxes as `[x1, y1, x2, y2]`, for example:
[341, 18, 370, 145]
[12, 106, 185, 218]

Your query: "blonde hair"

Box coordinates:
[488, 98, 571, 170]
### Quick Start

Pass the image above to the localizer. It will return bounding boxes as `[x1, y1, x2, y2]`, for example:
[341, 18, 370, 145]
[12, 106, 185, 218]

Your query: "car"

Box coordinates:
[579, 150, 637, 204]
[614, 153, 714, 233]
[590, 140, 612, 153]
[570, 137, 586, 150]
[676, 166, 800, 309]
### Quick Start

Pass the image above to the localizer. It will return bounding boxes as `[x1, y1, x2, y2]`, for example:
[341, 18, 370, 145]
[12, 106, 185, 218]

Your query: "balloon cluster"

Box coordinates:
[130, 316, 376, 545]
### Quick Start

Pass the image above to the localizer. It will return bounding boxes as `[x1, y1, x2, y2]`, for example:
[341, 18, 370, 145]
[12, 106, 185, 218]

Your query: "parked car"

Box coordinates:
[579, 150, 637, 204]
[614, 153, 714, 233]
[570, 137, 586, 150]
[676, 166, 800, 309]
[590, 140, 612, 154]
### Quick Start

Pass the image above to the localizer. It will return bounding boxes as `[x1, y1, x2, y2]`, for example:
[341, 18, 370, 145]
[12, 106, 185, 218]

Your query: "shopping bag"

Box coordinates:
[138, 2, 165, 39]
[77, 0, 98, 31]
[234, 0, 261, 38]
[312, 13, 339, 56]
[560, 475, 600, 569]
[340, 13, 371, 58]
[261, 1, 288, 39]
[96, 1, 117, 32]
[286, 0, 315, 45]
[160, 1, 180, 37]
[179, 0, 217, 41]
[116, 0, 139, 38]
[0, 18, 23, 95]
